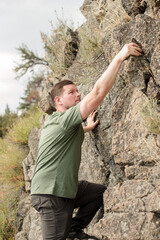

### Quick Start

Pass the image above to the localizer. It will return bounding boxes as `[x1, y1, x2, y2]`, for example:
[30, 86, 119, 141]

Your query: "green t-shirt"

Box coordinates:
[31, 103, 84, 199]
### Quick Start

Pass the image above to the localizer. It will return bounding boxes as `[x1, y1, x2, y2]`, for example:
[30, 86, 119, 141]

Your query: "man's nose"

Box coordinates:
[77, 92, 81, 97]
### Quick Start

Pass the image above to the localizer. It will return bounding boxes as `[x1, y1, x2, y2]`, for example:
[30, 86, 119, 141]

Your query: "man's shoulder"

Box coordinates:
[42, 102, 82, 131]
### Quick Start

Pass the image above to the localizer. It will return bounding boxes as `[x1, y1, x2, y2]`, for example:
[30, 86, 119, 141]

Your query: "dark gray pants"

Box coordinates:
[31, 181, 106, 240]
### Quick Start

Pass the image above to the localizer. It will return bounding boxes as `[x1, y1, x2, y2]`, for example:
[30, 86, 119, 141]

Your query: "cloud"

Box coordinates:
[0, 52, 25, 114]
[0, 0, 85, 53]
[0, 81, 24, 114]
[0, 0, 85, 114]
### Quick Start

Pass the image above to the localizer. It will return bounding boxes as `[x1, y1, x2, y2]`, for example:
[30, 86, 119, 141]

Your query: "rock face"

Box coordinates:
[15, 0, 160, 239]
[15, 128, 43, 240]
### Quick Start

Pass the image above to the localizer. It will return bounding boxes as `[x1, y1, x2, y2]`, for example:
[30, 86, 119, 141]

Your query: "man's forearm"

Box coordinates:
[92, 54, 122, 100]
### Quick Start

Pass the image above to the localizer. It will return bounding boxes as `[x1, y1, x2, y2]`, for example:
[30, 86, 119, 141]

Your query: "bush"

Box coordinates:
[9, 105, 43, 145]
[0, 105, 17, 138]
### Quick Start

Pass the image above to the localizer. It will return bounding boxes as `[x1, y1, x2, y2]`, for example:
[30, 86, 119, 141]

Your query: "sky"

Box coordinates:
[0, 0, 86, 114]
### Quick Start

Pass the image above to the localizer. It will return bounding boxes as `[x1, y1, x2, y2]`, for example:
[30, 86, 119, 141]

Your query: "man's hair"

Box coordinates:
[50, 80, 74, 106]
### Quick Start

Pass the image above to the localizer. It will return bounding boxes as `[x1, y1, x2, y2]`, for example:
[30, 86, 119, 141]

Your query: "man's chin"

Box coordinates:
[75, 99, 81, 104]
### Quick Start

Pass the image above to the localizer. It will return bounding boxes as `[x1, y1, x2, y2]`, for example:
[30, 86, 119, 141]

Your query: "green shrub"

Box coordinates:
[9, 105, 43, 145]
[0, 105, 17, 138]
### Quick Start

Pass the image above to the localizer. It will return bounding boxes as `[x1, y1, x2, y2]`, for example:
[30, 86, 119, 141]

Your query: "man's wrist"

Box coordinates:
[114, 53, 124, 64]
[83, 126, 91, 133]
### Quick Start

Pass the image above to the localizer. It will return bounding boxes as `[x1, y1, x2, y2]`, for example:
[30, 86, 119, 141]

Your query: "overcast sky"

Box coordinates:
[0, 0, 85, 114]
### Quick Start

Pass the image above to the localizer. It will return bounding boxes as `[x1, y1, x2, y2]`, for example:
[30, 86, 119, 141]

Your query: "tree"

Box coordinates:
[14, 44, 49, 78]
[18, 73, 44, 111]
[0, 105, 17, 138]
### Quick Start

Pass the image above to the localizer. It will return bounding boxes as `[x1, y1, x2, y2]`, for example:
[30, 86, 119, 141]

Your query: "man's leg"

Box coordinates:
[71, 181, 106, 230]
[31, 195, 75, 240]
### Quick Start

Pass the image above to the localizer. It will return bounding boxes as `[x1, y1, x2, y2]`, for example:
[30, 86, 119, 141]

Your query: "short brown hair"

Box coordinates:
[50, 80, 74, 106]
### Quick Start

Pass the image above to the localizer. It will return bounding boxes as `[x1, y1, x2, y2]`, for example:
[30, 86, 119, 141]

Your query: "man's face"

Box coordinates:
[59, 84, 81, 109]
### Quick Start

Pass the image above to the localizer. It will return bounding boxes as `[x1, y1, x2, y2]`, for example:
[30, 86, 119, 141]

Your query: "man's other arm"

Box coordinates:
[83, 111, 99, 133]
[80, 43, 142, 120]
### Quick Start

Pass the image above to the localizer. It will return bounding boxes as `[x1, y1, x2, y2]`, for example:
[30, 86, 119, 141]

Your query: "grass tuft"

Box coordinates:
[141, 99, 160, 135]
[78, 26, 103, 64]
[9, 106, 43, 145]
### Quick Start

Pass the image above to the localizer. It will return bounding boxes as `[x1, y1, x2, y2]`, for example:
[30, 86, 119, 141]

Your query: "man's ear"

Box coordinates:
[54, 96, 62, 105]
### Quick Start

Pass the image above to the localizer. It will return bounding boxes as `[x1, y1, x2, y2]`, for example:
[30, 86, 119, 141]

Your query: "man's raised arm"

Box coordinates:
[80, 43, 142, 120]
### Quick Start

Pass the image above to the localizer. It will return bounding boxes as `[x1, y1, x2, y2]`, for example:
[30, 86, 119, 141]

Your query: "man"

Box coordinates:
[31, 43, 142, 240]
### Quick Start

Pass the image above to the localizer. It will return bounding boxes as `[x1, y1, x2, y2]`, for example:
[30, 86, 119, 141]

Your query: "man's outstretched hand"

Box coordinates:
[117, 42, 142, 62]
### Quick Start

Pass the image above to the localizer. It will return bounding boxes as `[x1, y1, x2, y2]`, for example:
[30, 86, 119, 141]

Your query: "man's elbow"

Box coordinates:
[80, 93, 102, 120]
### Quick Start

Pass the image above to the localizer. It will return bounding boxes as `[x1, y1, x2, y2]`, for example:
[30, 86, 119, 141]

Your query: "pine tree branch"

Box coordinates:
[14, 44, 49, 78]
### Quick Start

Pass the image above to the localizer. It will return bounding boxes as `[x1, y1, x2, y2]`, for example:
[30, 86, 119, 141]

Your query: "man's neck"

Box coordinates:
[55, 105, 67, 112]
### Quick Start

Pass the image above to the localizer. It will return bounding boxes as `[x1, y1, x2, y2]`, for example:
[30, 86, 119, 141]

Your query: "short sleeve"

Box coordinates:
[59, 102, 83, 131]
